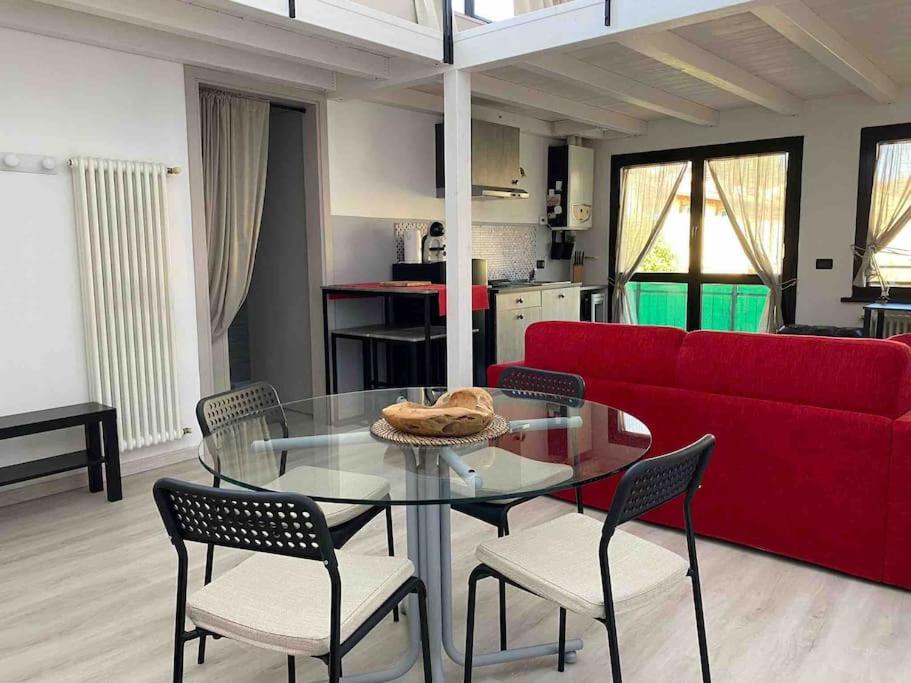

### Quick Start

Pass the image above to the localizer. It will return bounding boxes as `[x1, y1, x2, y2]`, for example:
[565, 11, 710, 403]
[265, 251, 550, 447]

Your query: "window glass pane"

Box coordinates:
[473, 1, 515, 21]
[638, 163, 691, 274]
[701, 166, 757, 275]
[700, 284, 769, 332]
[627, 282, 688, 329]
[868, 140, 911, 286]
[452, 0, 466, 12]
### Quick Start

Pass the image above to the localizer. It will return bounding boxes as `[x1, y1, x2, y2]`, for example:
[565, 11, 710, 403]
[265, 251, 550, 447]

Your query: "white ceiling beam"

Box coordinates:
[523, 53, 719, 126]
[454, 0, 768, 71]
[552, 120, 610, 138]
[30, 0, 391, 79]
[0, 0, 336, 91]
[197, 0, 442, 63]
[752, 1, 897, 104]
[333, 63, 452, 100]
[472, 75, 647, 135]
[364, 89, 558, 139]
[618, 31, 802, 115]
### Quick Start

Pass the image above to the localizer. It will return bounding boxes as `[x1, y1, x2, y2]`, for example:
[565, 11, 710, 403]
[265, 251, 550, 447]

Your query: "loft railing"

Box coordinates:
[443, 0, 454, 64]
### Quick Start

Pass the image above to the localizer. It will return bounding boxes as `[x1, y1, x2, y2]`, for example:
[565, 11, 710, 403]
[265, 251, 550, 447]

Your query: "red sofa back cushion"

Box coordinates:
[524, 322, 685, 387]
[676, 331, 911, 418]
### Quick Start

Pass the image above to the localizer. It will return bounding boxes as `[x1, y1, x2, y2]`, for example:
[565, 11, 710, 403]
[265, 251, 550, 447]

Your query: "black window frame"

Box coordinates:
[847, 122, 911, 303]
[608, 136, 803, 330]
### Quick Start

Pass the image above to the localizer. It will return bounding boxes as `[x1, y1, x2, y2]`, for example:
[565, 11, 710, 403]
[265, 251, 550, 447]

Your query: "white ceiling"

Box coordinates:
[399, 0, 911, 137]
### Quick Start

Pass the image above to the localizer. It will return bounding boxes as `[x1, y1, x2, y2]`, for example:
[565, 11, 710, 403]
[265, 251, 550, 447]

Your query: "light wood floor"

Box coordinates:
[2, 460, 910, 682]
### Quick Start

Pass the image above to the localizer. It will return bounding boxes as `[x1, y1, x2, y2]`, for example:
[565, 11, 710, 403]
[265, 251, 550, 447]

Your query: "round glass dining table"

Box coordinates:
[198, 387, 651, 682]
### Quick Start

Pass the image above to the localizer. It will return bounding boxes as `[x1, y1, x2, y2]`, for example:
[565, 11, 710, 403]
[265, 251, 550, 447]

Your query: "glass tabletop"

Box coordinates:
[198, 387, 651, 505]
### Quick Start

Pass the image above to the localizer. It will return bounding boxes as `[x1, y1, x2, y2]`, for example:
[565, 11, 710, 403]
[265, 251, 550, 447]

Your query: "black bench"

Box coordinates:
[0, 403, 121, 502]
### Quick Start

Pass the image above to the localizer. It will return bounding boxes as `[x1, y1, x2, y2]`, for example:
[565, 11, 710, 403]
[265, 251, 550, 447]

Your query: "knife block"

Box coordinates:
[572, 265, 584, 283]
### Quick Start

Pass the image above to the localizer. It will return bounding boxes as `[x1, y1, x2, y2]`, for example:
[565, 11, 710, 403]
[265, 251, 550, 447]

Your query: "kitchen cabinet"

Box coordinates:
[494, 285, 580, 363]
[542, 287, 580, 322]
[496, 305, 542, 364]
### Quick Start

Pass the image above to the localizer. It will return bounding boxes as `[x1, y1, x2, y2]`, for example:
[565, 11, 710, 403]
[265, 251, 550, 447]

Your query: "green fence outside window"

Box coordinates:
[627, 282, 769, 332]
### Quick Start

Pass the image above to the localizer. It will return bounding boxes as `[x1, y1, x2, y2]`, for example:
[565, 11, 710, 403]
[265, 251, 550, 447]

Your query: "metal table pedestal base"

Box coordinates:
[329, 450, 583, 682]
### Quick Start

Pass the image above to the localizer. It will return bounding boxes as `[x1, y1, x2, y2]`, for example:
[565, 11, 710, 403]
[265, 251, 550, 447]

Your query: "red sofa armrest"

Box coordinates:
[885, 410, 911, 587]
[486, 361, 524, 388]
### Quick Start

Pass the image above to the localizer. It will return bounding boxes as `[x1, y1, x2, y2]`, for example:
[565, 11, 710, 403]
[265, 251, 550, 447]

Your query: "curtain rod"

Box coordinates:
[66, 159, 181, 175]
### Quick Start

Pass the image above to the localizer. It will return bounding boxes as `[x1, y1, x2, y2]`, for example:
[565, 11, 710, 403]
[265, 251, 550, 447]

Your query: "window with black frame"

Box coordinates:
[608, 138, 803, 333]
[851, 123, 911, 302]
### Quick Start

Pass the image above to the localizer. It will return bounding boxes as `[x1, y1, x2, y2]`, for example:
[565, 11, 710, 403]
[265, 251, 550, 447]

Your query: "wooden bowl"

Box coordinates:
[381, 388, 495, 437]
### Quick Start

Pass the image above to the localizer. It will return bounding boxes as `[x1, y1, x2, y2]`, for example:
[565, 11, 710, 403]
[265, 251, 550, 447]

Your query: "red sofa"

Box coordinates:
[488, 321, 911, 590]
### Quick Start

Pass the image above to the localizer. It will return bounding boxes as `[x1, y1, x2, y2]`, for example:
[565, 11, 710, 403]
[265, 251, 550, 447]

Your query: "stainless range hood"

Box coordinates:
[436, 120, 530, 200]
[472, 185, 530, 200]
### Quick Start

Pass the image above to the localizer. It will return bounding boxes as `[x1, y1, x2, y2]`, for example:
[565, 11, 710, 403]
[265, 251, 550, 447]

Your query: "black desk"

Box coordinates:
[0, 403, 121, 502]
[863, 302, 911, 338]
[321, 285, 441, 394]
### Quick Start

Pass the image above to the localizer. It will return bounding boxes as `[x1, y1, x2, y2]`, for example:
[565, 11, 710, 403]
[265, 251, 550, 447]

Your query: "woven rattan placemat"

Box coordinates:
[370, 414, 509, 447]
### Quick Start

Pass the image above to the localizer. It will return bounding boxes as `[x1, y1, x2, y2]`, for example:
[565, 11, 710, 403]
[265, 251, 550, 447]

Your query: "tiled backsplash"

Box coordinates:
[393, 221, 537, 280]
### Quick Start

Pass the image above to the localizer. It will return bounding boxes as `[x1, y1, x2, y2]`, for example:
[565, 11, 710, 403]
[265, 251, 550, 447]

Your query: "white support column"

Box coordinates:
[443, 69, 473, 388]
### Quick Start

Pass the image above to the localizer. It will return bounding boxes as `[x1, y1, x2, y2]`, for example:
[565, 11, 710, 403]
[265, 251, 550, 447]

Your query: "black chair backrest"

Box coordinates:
[498, 367, 585, 406]
[196, 382, 285, 437]
[153, 477, 337, 567]
[604, 435, 715, 532]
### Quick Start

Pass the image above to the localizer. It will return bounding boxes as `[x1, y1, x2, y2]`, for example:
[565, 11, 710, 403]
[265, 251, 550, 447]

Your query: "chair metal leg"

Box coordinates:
[196, 632, 207, 665]
[173, 638, 185, 683]
[464, 567, 484, 683]
[287, 655, 295, 683]
[603, 601, 623, 682]
[386, 506, 399, 622]
[496, 522, 508, 651]
[417, 582, 432, 683]
[328, 647, 342, 683]
[689, 568, 711, 682]
[558, 607, 567, 672]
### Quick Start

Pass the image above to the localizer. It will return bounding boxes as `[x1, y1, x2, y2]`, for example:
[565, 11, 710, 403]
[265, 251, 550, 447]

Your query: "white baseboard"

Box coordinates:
[0, 446, 197, 508]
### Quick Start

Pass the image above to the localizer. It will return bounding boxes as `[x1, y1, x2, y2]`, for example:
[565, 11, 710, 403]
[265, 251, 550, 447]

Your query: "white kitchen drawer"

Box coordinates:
[496, 290, 542, 311]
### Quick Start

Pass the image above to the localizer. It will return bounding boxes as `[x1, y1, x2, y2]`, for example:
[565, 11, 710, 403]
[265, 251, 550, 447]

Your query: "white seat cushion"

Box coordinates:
[187, 551, 414, 656]
[449, 447, 573, 504]
[268, 466, 391, 528]
[476, 513, 688, 618]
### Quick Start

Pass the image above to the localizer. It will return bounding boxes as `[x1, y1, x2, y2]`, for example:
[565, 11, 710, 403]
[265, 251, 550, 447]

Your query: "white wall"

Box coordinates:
[576, 90, 911, 327]
[327, 99, 552, 226]
[0, 29, 200, 479]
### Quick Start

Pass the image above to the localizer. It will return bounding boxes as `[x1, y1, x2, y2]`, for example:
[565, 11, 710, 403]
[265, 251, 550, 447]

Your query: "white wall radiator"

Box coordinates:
[70, 157, 182, 451]
[883, 311, 911, 337]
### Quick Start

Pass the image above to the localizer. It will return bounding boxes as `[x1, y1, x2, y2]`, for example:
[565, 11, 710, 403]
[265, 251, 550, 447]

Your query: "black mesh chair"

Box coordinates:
[196, 382, 399, 664]
[463, 435, 716, 682]
[153, 478, 430, 683]
[451, 367, 585, 651]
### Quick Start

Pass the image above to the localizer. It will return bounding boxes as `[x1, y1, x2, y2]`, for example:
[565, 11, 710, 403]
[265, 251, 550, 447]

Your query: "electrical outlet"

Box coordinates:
[536, 260, 545, 269]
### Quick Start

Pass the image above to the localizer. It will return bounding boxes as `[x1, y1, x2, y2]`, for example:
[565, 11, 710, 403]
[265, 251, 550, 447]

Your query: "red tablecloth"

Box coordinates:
[327, 283, 489, 316]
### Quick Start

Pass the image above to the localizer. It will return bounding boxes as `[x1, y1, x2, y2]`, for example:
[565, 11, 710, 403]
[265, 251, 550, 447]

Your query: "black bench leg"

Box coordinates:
[84, 422, 104, 493]
[102, 414, 122, 502]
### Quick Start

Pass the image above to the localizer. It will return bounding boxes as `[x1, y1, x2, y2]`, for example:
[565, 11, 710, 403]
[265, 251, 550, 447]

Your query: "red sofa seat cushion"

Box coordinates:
[676, 331, 911, 418]
[524, 322, 686, 387]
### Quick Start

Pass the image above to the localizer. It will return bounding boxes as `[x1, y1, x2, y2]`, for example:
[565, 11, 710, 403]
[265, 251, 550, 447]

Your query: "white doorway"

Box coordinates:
[185, 68, 330, 402]
[227, 105, 313, 400]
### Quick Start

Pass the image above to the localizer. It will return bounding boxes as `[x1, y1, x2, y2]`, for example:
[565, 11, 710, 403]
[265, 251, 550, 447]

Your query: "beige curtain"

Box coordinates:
[613, 162, 688, 323]
[415, 0, 442, 28]
[854, 140, 911, 287]
[707, 153, 789, 333]
[202, 89, 270, 339]
[515, 0, 567, 14]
